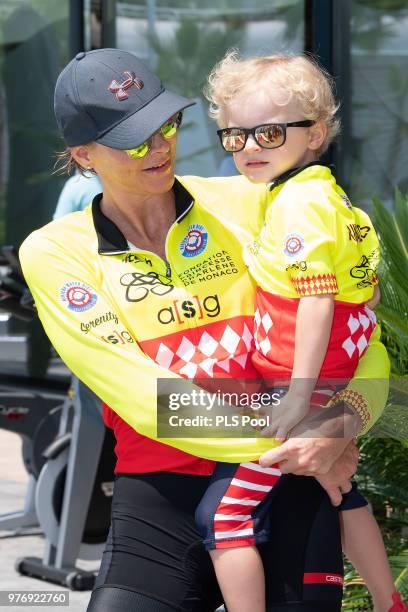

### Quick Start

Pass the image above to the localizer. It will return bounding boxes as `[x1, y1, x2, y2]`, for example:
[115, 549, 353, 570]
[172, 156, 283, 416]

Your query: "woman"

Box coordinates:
[20, 49, 389, 612]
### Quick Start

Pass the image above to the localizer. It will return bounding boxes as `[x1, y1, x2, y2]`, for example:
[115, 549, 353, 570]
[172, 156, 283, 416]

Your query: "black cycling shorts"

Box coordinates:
[87, 472, 344, 612]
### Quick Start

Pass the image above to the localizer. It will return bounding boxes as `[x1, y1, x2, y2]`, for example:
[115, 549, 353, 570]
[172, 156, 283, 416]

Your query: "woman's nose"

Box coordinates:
[150, 132, 171, 153]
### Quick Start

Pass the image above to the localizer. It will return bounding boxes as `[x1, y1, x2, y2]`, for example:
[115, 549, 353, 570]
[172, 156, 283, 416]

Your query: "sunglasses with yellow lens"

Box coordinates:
[125, 112, 183, 159]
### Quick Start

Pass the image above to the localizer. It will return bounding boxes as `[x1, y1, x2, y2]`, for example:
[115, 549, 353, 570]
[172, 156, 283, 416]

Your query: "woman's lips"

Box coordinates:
[143, 158, 171, 173]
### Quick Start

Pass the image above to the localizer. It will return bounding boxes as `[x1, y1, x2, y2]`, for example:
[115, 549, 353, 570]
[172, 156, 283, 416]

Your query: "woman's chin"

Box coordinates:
[142, 172, 176, 194]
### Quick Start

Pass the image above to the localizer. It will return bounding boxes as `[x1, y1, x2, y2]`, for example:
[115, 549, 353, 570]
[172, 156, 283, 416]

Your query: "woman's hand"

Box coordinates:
[260, 400, 362, 471]
[259, 437, 359, 505]
[314, 442, 359, 506]
[259, 435, 352, 475]
[259, 400, 362, 503]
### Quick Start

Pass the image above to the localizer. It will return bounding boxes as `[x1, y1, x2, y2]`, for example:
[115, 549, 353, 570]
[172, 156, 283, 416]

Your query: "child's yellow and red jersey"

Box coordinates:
[19, 174, 388, 474]
[244, 164, 381, 382]
[245, 163, 380, 301]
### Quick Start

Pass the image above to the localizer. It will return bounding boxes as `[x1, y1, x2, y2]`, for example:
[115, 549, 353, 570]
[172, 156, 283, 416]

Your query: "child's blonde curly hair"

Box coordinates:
[205, 50, 340, 154]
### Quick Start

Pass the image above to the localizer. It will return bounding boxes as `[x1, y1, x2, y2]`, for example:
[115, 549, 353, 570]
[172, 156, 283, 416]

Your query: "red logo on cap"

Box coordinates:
[108, 71, 144, 101]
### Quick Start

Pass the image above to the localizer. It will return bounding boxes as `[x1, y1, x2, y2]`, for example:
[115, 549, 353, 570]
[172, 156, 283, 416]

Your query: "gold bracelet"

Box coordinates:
[326, 388, 371, 431]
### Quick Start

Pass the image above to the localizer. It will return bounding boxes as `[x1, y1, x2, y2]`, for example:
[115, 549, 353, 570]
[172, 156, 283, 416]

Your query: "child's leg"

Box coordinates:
[340, 506, 396, 612]
[195, 461, 281, 612]
[210, 546, 265, 612]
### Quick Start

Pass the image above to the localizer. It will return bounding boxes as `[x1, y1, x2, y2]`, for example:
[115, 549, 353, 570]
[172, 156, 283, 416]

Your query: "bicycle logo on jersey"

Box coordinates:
[120, 272, 174, 302]
[349, 249, 379, 289]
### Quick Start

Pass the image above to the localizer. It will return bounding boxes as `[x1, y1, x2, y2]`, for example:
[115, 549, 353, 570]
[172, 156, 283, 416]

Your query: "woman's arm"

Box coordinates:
[259, 322, 389, 472]
[325, 323, 389, 435]
[20, 229, 280, 462]
[20, 228, 388, 465]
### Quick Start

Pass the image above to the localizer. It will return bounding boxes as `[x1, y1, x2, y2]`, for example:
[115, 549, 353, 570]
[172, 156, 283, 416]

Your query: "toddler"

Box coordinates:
[195, 52, 406, 612]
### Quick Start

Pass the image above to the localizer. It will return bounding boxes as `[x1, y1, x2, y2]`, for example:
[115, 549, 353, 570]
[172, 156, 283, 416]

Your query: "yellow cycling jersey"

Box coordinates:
[245, 164, 380, 302]
[19, 175, 389, 462]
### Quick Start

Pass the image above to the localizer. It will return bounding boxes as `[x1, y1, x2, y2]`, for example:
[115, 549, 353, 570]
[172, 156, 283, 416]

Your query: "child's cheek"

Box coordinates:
[233, 152, 246, 177]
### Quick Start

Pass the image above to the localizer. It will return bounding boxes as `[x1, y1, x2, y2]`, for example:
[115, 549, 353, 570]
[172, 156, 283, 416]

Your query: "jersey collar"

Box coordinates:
[93, 178, 194, 255]
[268, 161, 333, 190]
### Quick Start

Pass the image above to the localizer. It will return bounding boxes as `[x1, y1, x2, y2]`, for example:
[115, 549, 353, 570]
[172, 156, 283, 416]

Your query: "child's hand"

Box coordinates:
[261, 391, 311, 441]
[365, 284, 380, 310]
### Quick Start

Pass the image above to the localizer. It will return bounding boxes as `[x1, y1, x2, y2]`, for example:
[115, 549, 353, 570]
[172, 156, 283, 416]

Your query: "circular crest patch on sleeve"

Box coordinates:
[60, 281, 98, 312]
[283, 233, 305, 257]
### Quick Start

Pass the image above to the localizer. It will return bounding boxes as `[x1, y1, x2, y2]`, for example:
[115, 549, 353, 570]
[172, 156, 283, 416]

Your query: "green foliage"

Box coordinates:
[343, 192, 408, 609]
[373, 190, 408, 375]
[147, 17, 244, 98]
[357, 0, 408, 11]
[146, 0, 304, 99]
[343, 438, 408, 608]
[352, 0, 408, 52]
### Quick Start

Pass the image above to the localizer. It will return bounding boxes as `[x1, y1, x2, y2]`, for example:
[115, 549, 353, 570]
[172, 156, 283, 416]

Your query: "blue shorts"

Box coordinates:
[339, 481, 368, 511]
[195, 462, 367, 552]
[195, 382, 368, 552]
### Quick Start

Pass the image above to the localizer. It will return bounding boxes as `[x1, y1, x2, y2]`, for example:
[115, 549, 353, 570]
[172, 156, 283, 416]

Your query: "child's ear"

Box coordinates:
[308, 121, 327, 151]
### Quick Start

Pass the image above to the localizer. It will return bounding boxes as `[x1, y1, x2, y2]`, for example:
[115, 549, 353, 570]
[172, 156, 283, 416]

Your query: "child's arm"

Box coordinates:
[266, 294, 334, 440]
[282, 282, 379, 431]
[291, 294, 335, 389]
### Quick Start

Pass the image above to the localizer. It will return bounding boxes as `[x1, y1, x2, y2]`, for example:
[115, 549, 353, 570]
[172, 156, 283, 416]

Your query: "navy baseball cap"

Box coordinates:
[54, 48, 195, 149]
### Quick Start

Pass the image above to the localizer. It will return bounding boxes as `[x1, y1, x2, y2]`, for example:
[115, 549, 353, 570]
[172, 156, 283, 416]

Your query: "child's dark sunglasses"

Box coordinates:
[125, 112, 183, 159]
[217, 120, 315, 153]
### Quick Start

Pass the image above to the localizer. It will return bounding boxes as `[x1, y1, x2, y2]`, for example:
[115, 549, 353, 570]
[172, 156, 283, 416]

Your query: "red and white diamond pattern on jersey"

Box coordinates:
[342, 306, 377, 360]
[140, 316, 257, 379]
[291, 273, 338, 296]
[254, 307, 274, 358]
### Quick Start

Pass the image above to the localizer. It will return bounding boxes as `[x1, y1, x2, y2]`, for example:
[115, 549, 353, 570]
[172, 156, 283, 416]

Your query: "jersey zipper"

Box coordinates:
[164, 200, 201, 337]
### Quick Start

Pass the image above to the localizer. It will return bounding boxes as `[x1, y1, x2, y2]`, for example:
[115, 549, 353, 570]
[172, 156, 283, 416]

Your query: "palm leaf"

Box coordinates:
[395, 562, 408, 595]
[373, 194, 408, 315]
[343, 192, 408, 609]
[372, 191, 408, 376]
[369, 378, 408, 440]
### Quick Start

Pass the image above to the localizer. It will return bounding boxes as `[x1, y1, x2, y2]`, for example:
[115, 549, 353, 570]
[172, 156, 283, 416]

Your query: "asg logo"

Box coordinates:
[120, 272, 173, 302]
[60, 281, 98, 312]
[179, 224, 208, 258]
[157, 294, 220, 325]
[283, 233, 305, 257]
[285, 260, 308, 273]
[101, 330, 135, 345]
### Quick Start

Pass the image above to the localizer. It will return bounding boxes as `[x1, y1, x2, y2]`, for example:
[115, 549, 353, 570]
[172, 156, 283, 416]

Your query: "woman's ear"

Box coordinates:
[308, 121, 327, 152]
[70, 145, 93, 170]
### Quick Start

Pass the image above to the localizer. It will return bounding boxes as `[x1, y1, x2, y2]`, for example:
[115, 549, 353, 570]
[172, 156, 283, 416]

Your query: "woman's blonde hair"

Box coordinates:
[205, 50, 340, 154]
[54, 147, 96, 177]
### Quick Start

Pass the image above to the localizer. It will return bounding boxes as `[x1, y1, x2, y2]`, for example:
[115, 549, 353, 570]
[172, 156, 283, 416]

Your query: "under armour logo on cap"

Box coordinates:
[108, 70, 144, 101]
[54, 48, 195, 147]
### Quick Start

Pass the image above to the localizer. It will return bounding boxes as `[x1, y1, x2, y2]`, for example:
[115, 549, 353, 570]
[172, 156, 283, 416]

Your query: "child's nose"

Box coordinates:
[244, 134, 262, 153]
